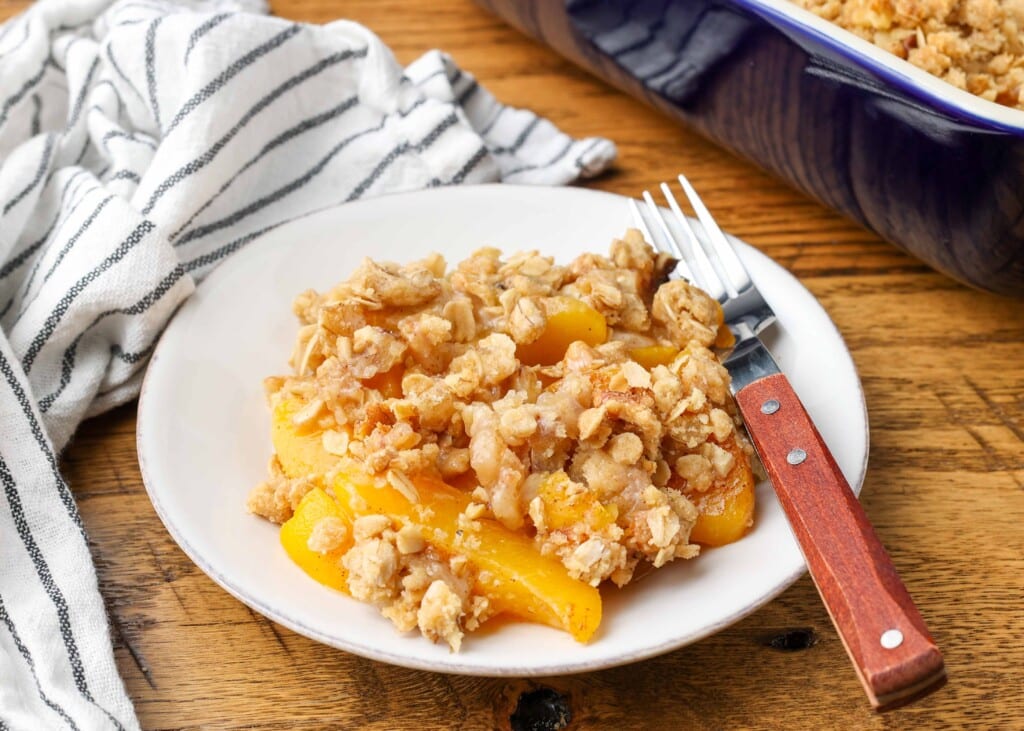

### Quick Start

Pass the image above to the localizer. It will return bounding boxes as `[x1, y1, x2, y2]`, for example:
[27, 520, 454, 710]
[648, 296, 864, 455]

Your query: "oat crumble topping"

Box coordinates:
[792, 0, 1024, 109]
[249, 230, 756, 649]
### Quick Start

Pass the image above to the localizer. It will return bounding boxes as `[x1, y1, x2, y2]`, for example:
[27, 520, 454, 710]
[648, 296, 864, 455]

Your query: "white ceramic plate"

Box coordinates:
[137, 185, 868, 676]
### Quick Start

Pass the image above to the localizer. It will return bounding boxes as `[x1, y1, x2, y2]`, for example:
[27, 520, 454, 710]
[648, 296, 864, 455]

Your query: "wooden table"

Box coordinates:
[4, 0, 1021, 727]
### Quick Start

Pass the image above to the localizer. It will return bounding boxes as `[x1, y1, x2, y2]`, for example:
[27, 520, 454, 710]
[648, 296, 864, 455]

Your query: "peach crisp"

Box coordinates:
[247, 230, 757, 650]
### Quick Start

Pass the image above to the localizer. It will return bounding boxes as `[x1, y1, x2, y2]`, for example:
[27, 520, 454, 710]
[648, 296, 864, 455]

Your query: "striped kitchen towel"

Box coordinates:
[0, 0, 615, 727]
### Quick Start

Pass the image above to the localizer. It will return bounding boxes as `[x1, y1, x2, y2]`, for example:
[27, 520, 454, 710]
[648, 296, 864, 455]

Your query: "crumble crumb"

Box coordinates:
[307, 516, 348, 554]
[246, 457, 316, 524]
[417, 580, 465, 652]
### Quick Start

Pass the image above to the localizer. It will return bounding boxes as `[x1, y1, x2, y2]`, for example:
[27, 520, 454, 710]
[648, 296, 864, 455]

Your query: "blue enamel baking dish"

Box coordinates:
[480, 0, 1024, 296]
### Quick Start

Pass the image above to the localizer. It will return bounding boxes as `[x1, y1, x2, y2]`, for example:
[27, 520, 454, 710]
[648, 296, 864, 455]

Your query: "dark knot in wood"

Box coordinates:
[509, 686, 572, 731]
[761, 627, 819, 652]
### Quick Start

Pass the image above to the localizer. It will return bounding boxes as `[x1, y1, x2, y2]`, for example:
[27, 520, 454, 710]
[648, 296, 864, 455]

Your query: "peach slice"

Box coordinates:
[280, 488, 353, 593]
[270, 397, 601, 642]
[516, 296, 607, 366]
[684, 440, 756, 547]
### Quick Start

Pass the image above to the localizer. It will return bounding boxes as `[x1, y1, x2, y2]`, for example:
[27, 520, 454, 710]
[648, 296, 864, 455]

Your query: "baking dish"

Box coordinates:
[478, 0, 1024, 296]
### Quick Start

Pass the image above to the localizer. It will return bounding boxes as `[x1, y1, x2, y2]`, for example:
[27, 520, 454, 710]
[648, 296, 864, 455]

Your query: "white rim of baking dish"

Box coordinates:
[740, 0, 1024, 133]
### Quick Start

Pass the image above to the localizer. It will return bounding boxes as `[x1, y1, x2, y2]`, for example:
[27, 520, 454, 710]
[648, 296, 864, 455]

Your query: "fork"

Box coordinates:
[632, 176, 946, 711]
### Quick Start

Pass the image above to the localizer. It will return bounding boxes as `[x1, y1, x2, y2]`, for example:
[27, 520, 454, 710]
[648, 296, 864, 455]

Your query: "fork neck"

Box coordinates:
[723, 336, 781, 392]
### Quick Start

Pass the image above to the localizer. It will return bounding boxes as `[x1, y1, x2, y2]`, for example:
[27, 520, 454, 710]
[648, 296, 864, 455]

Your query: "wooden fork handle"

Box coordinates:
[735, 373, 946, 711]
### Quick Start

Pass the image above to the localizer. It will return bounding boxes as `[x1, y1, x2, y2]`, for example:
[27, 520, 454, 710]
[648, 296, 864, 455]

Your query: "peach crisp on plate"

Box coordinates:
[246, 230, 757, 651]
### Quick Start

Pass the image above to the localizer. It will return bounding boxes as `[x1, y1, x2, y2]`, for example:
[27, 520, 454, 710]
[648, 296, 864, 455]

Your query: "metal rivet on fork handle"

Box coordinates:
[761, 399, 780, 414]
[787, 448, 807, 465]
[880, 629, 904, 650]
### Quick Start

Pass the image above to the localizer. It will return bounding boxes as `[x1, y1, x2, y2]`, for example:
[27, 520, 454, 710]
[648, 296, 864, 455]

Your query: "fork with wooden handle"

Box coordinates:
[631, 176, 946, 711]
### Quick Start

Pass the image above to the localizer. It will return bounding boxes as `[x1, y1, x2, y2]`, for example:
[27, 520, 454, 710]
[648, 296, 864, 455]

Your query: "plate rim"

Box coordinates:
[137, 183, 870, 676]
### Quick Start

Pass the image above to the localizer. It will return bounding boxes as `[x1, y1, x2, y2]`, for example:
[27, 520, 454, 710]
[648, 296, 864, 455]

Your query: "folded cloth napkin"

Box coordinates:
[0, 0, 614, 726]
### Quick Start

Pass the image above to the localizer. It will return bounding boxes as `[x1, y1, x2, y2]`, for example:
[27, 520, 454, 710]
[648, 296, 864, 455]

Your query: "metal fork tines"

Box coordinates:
[630, 174, 776, 345]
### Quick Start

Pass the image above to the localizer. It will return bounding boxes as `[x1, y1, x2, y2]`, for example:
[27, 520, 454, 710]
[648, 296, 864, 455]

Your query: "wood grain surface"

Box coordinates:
[3, 0, 1023, 728]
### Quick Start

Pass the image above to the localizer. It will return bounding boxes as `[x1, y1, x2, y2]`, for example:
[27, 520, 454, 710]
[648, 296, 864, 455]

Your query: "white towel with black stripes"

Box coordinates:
[0, 0, 615, 726]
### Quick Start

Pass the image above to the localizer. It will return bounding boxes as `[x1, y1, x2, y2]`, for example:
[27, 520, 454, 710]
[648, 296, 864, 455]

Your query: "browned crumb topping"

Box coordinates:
[246, 456, 315, 524]
[341, 515, 487, 651]
[792, 0, 1024, 109]
[307, 516, 348, 554]
[252, 230, 755, 645]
